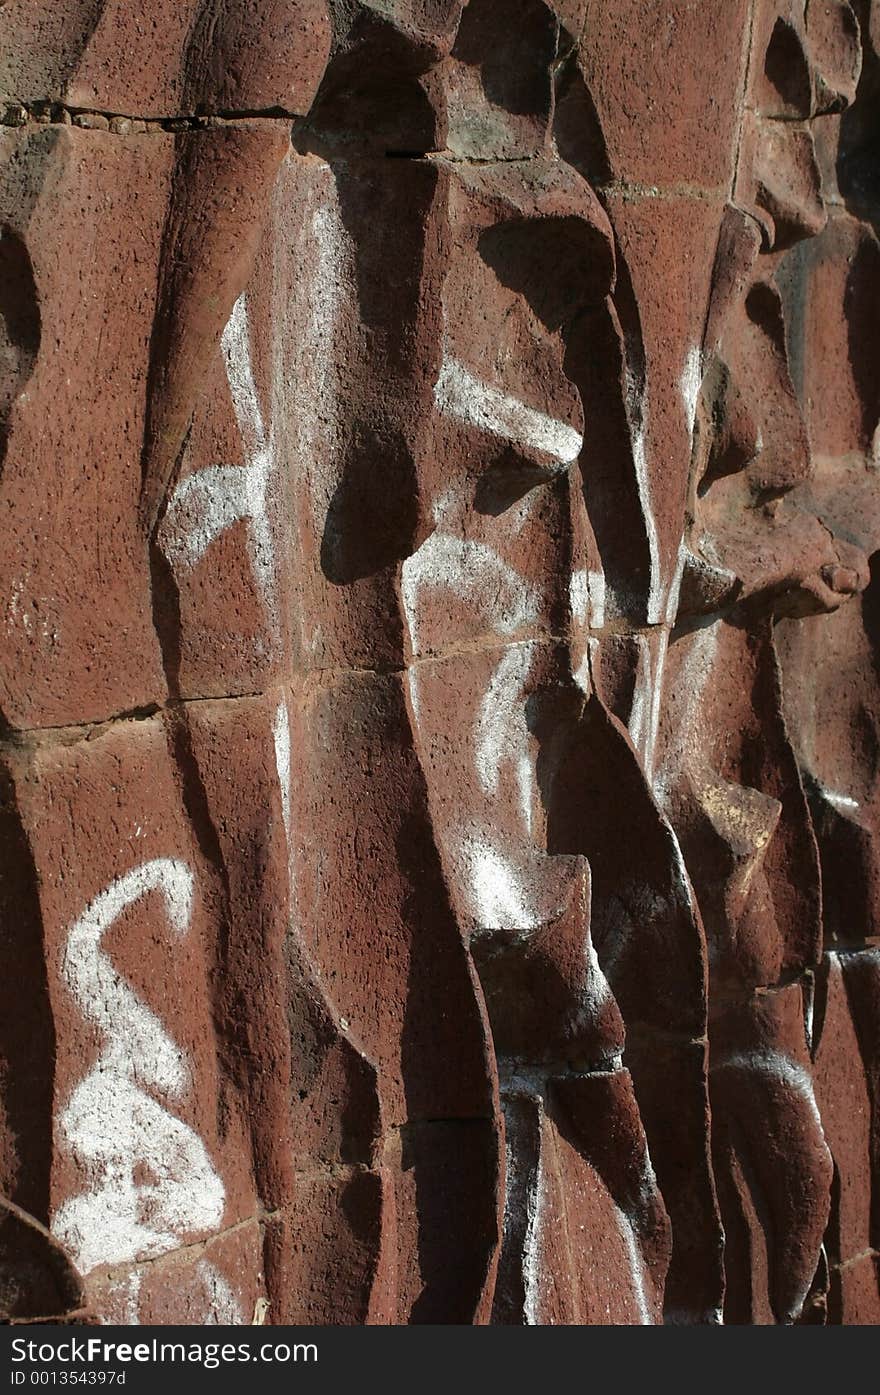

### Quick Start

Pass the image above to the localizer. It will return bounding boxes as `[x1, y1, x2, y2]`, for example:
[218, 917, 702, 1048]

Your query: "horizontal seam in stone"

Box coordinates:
[81, 1208, 275, 1284]
[1, 619, 686, 743]
[0, 101, 300, 131]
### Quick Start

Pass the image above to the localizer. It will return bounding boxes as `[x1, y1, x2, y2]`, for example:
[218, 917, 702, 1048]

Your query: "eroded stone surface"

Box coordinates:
[1, 0, 879, 1326]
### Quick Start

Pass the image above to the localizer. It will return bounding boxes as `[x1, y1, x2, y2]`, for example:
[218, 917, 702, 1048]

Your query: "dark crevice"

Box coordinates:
[0, 101, 298, 131]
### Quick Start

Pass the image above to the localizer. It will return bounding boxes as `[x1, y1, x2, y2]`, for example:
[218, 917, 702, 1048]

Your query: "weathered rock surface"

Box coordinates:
[0, 0, 878, 1325]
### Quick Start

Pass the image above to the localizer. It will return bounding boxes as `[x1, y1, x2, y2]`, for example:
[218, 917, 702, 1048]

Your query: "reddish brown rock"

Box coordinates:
[3, 718, 263, 1322]
[1, 0, 879, 1329]
[0, 126, 169, 729]
[388, 1119, 501, 1323]
[266, 1171, 389, 1325]
[571, 0, 751, 189]
[781, 211, 880, 466]
[493, 1072, 670, 1325]
[88, 1220, 266, 1325]
[710, 984, 833, 1324]
[813, 952, 874, 1266]
[828, 1253, 880, 1323]
[0, 1, 331, 119]
[624, 1039, 724, 1324]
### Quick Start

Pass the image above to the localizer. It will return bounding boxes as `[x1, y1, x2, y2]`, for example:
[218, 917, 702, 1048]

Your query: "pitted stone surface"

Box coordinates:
[1, 0, 879, 1326]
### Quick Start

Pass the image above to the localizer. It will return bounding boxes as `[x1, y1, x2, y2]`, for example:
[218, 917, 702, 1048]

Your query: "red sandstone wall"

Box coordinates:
[0, 0, 878, 1325]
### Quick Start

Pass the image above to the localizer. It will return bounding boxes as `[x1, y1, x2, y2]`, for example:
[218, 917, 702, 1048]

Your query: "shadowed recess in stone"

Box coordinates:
[1, 0, 879, 1328]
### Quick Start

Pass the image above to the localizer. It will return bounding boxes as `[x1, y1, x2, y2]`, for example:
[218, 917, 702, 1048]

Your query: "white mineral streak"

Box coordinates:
[222, 292, 265, 457]
[475, 642, 538, 835]
[401, 533, 541, 657]
[295, 196, 349, 534]
[272, 699, 292, 843]
[652, 620, 720, 802]
[406, 665, 423, 733]
[272, 693, 305, 934]
[644, 629, 669, 782]
[403, 532, 544, 849]
[434, 356, 583, 466]
[52, 860, 228, 1286]
[498, 1101, 545, 1324]
[401, 495, 577, 939]
[160, 294, 277, 620]
[522, 1156, 546, 1326]
[625, 352, 701, 776]
[680, 345, 703, 443]
[821, 788, 861, 814]
[627, 634, 653, 760]
[569, 567, 606, 631]
[586, 935, 614, 1012]
[829, 945, 880, 967]
[458, 835, 543, 931]
[804, 971, 816, 1052]
[624, 362, 664, 625]
[668, 825, 699, 916]
[103, 1269, 145, 1326]
[616, 1208, 654, 1324]
[623, 346, 701, 631]
[629, 347, 702, 779]
[196, 1259, 243, 1324]
[570, 568, 590, 628]
[588, 570, 606, 629]
[573, 636, 599, 696]
[629, 551, 685, 783]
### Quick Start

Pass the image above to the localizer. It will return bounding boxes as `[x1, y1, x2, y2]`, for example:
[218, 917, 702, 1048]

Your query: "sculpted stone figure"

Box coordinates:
[0, 0, 878, 1326]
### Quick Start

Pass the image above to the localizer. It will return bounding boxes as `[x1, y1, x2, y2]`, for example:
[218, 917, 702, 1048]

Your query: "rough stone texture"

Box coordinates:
[0, 0, 878, 1326]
